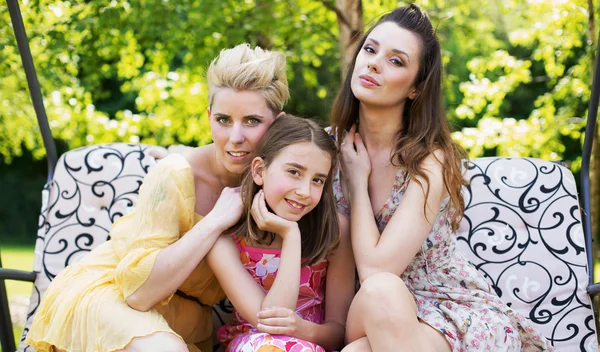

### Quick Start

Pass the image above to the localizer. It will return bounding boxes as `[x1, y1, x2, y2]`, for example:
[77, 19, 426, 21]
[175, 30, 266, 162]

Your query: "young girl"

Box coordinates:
[332, 4, 552, 352]
[207, 115, 355, 352]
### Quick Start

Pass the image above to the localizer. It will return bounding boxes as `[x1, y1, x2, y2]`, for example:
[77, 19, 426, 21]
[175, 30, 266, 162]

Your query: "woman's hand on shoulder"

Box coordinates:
[204, 186, 244, 233]
[149, 144, 194, 160]
[251, 190, 299, 239]
[340, 125, 371, 190]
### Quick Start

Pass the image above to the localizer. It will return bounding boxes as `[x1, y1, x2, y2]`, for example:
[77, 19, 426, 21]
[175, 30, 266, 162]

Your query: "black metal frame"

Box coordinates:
[0, 1, 58, 351]
[1, 0, 600, 351]
[584, 33, 600, 297]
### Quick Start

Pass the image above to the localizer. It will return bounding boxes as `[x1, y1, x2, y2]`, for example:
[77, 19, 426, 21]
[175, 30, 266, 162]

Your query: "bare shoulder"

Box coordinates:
[182, 144, 210, 170]
[208, 235, 240, 268]
[214, 234, 237, 250]
[184, 145, 218, 180]
[414, 150, 443, 181]
[421, 149, 445, 170]
[187, 145, 222, 215]
[211, 235, 242, 264]
[408, 150, 447, 199]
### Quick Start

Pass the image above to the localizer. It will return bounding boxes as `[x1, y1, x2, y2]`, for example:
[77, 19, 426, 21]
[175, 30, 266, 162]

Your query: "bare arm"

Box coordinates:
[293, 213, 355, 350]
[125, 216, 228, 311]
[350, 152, 446, 282]
[207, 190, 303, 325]
[261, 228, 302, 310]
[206, 231, 302, 327]
[117, 155, 242, 311]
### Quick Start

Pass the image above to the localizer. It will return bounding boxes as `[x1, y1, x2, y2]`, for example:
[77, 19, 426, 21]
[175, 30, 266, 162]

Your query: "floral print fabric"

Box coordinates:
[333, 166, 552, 352]
[217, 237, 328, 352]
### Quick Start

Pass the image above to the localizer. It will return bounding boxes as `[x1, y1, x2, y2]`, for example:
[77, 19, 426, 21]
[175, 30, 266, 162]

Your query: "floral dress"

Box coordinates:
[333, 166, 552, 352]
[217, 237, 328, 352]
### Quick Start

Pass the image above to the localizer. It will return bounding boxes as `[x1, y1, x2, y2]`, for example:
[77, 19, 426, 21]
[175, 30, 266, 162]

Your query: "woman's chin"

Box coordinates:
[223, 163, 247, 177]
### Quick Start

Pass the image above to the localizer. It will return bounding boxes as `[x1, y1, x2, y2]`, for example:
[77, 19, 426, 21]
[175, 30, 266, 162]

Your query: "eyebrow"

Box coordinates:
[212, 113, 265, 120]
[285, 162, 328, 179]
[367, 38, 411, 63]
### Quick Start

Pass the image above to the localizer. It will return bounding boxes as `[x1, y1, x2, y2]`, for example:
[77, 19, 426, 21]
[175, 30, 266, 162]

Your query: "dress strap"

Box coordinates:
[232, 234, 245, 252]
[399, 169, 411, 193]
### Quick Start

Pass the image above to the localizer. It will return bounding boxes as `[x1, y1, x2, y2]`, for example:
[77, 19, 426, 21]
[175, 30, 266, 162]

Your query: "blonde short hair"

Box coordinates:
[206, 44, 289, 112]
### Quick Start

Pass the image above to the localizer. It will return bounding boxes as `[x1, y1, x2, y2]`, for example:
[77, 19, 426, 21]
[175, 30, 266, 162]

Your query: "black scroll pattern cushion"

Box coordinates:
[18, 143, 167, 351]
[18, 143, 236, 352]
[456, 157, 598, 352]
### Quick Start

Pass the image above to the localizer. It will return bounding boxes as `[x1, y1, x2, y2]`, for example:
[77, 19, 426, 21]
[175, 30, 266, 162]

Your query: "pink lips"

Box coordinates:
[359, 74, 380, 87]
[285, 199, 306, 212]
[227, 151, 250, 161]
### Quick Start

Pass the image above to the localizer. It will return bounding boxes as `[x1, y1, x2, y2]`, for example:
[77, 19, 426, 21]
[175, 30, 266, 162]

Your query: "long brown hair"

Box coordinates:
[227, 115, 340, 265]
[331, 4, 467, 230]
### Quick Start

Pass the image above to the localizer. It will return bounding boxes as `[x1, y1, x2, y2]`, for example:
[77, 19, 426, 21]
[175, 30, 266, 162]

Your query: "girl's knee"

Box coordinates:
[123, 332, 188, 352]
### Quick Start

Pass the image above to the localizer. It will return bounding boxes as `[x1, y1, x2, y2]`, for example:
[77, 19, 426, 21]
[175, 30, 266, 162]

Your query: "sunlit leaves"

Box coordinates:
[0, 0, 595, 177]
[452, 0, 592, 172]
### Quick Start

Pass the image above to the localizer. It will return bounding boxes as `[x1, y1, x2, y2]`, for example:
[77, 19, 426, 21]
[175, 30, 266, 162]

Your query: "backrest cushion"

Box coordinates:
[19, 144, 164, 351]
[456, 157, 597, 351]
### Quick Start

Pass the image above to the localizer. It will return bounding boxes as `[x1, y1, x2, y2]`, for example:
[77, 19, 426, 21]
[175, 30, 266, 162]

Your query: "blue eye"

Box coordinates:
[217, 117, 230, 124]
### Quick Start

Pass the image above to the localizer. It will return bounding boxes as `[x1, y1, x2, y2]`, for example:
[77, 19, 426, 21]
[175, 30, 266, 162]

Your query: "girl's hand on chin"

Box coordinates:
[251, 190, 299, 239]
[205, 186, 243, 231]
[340, 125, 371, 189]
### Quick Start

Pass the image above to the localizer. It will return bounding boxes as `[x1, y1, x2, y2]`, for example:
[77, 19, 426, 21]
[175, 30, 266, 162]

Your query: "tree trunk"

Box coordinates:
[588, 0, 599, 265]
[321, 0, 364, 80]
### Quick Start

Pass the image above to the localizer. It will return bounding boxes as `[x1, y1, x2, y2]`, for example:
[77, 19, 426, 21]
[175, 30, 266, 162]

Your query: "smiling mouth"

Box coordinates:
[286, 199, 307, 210]
[227, 151, 249, 157]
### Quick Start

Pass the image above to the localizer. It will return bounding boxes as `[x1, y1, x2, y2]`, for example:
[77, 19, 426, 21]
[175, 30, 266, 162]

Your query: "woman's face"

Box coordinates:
[351, 22, 421, 108]
[209, 88, 278, 175]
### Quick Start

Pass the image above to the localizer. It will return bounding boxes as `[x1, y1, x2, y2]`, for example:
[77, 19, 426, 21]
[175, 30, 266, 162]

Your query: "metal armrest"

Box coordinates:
[0, 268, 36, 282]
[0, 254, 33, 352]
[587, 283, 600, 296]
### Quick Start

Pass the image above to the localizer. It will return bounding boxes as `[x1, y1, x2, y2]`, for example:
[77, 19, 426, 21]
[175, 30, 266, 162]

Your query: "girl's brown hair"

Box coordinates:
[227, 115, 340, 265]
[331, 4, 467, 230]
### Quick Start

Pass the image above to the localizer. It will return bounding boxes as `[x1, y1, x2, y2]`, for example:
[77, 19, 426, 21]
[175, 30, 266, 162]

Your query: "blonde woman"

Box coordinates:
[26, 44, 289, 352]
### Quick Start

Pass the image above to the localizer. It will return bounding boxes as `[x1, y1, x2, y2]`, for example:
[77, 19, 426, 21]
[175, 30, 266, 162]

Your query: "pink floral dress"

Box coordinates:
[217, 237, 328, 352]
[333, 167, 552, 352]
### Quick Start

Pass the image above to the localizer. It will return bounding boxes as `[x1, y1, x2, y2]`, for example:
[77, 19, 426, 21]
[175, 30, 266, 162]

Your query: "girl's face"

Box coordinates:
[209, 88, 279, 175]
[252, 142, 332, 222]
[351, 22, 421, 108]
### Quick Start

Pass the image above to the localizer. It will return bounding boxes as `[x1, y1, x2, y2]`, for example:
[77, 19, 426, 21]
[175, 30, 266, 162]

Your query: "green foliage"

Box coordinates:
[0, 0, 597, 242]
[3, 0, 594, 169]
[0, 0, 347, 161]
[448, 0, 593, 170]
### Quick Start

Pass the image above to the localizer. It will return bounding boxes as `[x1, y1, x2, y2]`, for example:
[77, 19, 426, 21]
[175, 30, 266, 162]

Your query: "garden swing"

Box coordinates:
[1, 0, 600, 350]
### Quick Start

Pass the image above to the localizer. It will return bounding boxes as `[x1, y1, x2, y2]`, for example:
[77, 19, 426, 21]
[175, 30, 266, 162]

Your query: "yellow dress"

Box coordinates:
[25, 154, 225, 352]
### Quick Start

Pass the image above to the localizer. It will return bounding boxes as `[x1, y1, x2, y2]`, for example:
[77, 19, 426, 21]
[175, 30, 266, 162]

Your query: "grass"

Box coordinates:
[1, 245, 35, 351]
